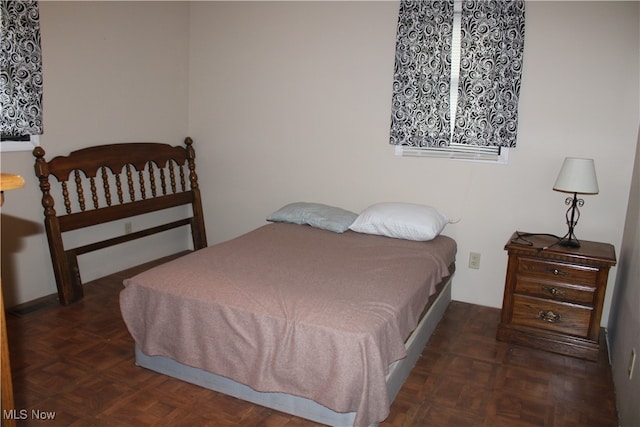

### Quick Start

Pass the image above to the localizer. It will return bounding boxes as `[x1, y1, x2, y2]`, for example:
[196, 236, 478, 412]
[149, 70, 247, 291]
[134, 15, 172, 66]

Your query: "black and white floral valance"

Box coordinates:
[1, 0, 43, 137]
[390, 0, 525, 148]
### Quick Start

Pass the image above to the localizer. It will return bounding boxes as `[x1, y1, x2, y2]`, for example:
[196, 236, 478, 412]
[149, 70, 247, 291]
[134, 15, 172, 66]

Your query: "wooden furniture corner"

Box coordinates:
[1, 173, 25, 427]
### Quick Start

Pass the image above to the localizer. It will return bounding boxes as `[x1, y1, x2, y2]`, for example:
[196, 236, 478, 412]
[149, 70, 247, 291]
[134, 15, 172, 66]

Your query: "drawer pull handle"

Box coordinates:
[538, 310, 561, 323]
[541, 286, 566, 296]
[547, 267, 568, 277]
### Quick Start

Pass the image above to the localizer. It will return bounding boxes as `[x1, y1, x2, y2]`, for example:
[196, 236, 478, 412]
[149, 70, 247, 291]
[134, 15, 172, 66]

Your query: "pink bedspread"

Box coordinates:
[120, 223, 456, 426]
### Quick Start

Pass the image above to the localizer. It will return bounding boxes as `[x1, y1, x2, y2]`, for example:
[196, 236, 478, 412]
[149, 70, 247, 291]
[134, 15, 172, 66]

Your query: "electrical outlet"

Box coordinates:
[469, 252, 481, 269]
[124, 222, 132, 235]
[629, 348, 636, 380]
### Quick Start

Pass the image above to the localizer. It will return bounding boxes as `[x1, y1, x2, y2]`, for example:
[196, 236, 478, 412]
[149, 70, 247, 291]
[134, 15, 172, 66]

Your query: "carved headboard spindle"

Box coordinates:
[89, 176, 98, 210]
[115, 174, 124, 205]
[74, 170, 86, 212]
[138, 170, 146, 201]
[148, 162, 157, 198]
[101, 166, 112, 207]
[126, 164, 135, 203]
[168, 161, 177, 194]
[61, 181, 71, 214]
[159, 166, 167, 196]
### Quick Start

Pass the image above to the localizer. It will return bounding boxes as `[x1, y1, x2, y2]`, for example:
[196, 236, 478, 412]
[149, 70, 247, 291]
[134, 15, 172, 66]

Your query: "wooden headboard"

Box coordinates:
[33, 137, 208, 305]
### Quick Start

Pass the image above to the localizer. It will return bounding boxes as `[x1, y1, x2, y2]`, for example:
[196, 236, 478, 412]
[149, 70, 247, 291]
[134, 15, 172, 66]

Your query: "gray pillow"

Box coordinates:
[267, 202, 358, 233]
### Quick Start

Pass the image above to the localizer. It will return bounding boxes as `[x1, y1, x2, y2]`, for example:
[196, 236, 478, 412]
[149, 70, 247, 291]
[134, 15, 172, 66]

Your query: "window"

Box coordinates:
[1, 0, 43, 153]
[390, 0, 525, 163]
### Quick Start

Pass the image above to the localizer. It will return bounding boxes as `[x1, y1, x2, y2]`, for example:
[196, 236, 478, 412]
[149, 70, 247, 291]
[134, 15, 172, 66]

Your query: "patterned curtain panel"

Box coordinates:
[453, 0, 525, 147]
[1, 0, 43, 137]
[390, 0, 454, 148]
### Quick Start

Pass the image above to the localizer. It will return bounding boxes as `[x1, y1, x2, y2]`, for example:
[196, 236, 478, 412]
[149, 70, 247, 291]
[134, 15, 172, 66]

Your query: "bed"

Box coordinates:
[121, 219, 456, 426]
[35, 140, 456, 426]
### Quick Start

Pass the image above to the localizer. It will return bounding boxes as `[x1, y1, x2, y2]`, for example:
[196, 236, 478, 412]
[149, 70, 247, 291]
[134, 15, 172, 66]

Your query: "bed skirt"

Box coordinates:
[134, 275, 452, 427]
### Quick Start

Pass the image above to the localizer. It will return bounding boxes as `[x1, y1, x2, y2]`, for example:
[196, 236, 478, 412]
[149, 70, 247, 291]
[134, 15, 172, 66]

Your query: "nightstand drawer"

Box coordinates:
[511, 295, 591, 337]
[514, 278, 595, 305]
[517, 258, 598, 286]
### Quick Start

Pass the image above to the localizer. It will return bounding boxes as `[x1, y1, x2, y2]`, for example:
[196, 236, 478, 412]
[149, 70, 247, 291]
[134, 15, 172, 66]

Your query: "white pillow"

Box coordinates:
[349, 202, 449, 241]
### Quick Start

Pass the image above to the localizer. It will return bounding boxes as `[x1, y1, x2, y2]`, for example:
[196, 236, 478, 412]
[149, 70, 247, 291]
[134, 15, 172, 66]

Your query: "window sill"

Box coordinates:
[394, 144, 509, 164]
[1, 135, 40, 153]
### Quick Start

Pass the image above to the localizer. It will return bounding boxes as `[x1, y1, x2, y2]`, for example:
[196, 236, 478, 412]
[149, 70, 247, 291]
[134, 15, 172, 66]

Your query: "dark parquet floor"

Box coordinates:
[5, 256, 619, 426]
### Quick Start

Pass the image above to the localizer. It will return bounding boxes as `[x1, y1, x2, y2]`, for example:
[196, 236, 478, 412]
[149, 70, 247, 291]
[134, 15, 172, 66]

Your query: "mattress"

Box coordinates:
[120, 223, 456, 426]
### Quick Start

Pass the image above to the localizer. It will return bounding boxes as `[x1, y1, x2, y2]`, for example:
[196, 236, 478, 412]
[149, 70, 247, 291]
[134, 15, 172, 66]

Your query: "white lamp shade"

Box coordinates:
[553, 157, 599, 194]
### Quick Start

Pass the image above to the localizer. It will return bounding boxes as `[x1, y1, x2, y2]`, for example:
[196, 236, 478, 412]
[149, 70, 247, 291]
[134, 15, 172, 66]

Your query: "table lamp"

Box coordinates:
[552, 157, 599, 248]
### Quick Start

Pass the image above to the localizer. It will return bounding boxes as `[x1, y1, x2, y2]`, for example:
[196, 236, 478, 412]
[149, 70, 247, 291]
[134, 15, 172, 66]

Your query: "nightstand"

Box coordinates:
[497, 232, 616, 361]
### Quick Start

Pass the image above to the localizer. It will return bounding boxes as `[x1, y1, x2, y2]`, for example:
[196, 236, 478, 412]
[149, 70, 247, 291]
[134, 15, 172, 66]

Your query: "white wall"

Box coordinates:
[188, 1, 639, 325]
[0, 1, 191, 305]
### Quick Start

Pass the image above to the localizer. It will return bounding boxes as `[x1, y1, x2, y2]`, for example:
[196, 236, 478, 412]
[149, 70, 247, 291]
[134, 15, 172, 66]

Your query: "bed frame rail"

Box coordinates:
[33, 137, 207, 305]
